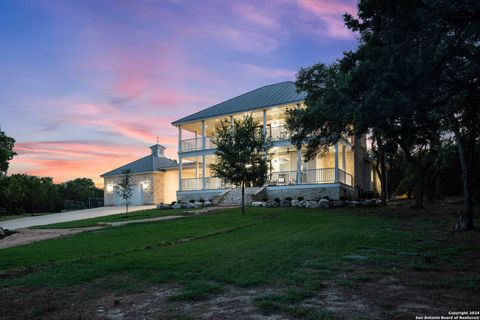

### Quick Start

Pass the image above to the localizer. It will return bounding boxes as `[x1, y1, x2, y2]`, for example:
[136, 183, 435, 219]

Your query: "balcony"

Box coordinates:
[267, 125, 290, 141]
[180, 137, 216, 152]
[180, 177, 232, 191]
[180, 168, 353, 191]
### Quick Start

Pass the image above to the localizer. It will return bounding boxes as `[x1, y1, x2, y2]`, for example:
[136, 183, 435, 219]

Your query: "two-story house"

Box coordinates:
[172, 81, 379, 204]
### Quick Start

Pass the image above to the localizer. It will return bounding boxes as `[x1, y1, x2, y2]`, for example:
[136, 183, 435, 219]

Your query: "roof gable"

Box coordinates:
[172, 81, 306, 125]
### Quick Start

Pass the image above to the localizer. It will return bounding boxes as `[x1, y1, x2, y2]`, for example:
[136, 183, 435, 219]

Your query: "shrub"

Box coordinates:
[189, 199, 195, 203]
[297, 196, 304, 201]
[286, 197, 292, 201]
[199, 199, 205, 203]
[274, 198, 280, 203]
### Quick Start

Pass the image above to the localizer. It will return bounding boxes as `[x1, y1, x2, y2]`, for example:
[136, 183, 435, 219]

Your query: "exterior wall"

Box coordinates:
[266, 184, 344, 201]
[104, 172, 164, 206]
[164, 170, 179, 204]
[177, 190, 225, 202]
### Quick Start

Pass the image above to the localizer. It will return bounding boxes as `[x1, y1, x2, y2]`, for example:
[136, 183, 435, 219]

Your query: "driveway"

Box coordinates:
[0, 205, 156, 230]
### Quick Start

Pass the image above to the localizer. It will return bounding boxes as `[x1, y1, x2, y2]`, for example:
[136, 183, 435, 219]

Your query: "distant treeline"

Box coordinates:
[0, 176, 103, 215]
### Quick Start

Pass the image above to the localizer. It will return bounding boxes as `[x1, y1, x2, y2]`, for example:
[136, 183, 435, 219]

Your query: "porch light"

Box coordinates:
[106, 184, 114, 193]
[142, 180, 150, 191]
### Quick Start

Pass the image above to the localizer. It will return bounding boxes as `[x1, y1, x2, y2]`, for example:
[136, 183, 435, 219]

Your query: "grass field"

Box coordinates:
[1, 205, 479, 319]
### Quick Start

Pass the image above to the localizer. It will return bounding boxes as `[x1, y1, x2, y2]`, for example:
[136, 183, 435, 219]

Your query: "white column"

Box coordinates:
[179, 157, 183, 191]
[201, 120, 206, 189]
[296, 148, 302, 184]
[178, 125, 182, 153]
[194, 131, 198, 150]
[334, 143, 339, 183]
[202, 154, 206, 190]
[201, 120, 206, 150]
[178, 126, 182, 191]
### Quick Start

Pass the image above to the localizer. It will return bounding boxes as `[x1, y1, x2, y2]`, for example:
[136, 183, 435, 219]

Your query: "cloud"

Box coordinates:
[232, 3, 279, 29]
[214, 26, 279, 54]
[243, 64, 296, 79]
[297, 0, 356, 39]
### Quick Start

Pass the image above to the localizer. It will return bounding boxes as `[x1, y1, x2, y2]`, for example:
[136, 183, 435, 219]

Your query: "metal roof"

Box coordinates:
[101, 155, 177, 177]
[172, 81, 306, 125]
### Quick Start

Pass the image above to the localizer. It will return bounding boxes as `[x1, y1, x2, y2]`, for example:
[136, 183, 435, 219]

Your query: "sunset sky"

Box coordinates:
[0, 0, 358, 186]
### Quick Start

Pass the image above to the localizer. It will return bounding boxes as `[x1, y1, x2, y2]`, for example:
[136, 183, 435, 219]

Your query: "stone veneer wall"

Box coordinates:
[177, 190, 225, 203]
[104, 172, 166, 206]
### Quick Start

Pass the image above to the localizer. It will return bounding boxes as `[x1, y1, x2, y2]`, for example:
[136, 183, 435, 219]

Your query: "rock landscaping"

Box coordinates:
[251, 197, 382, 209]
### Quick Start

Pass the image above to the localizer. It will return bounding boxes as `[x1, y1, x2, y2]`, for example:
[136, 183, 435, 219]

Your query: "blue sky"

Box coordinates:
[0, 0, 358, 184]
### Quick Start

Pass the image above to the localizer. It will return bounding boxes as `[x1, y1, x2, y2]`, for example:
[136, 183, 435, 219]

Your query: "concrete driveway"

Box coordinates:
[0, 205, 156, 230]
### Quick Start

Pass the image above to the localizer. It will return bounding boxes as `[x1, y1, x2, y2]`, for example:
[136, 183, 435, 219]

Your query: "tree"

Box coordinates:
[0, 127, 16, 176]
[210, 115, 271, 214]
[117, 169, 133, 214]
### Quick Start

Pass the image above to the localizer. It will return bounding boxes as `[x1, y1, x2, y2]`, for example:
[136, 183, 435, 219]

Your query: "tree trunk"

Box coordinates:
[455, 136, 475, 231]
[126, 202, 129, 215]
[414, 170, 425, 208]
[241, 181, 245, 215]
[379, 149, 387, 205]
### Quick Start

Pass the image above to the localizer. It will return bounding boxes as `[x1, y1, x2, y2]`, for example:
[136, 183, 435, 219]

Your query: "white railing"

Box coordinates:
[338, 169, 353, 186]
[180, 177, 232, 191]
[302, 168, 335, 184]
[267, 125, 290, 141]
[269, 170, 298, 185]
[180, 137, 216, 152]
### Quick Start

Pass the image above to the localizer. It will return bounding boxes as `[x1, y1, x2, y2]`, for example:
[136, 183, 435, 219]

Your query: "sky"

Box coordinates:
[0, 0, 358, 186]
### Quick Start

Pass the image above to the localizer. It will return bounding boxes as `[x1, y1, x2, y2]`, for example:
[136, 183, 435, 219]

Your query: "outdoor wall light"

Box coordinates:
[106, 184, 114, 193]
[142, 180, 150, 191]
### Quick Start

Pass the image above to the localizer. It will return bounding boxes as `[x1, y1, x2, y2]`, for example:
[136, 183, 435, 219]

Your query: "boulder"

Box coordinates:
[306, 200, 319, 208]
[0, 227, 4, 237]
[157, 203, 172, 210]
[348, 201, 360, 208]
[280, 200, 291, 207]
[252, 201, 263, 207]
[291, 200, 299, 207]
[331, 200, 345, 207]
[204, 201, 212, 207]
[172, 203, 182, 209]
[267, 200, 279, 208]
[361, 200, 370, 206]
[319, 199, 330, 208]
[295, 200, 306, 208]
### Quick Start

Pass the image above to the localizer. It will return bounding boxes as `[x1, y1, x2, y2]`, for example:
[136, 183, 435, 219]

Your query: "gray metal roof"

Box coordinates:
[172, 81, 306, 125]
[101, 155, 177, 177]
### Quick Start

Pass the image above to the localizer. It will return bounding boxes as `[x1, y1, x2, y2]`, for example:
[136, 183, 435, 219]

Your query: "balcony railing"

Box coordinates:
[268, 125, 290, 141]
[181, 169, 353, 190]
[268, 168, 336, 186]
[180, 137, 216, 152]
[180, 177, 233, 191]
[338, 169, 353, 186]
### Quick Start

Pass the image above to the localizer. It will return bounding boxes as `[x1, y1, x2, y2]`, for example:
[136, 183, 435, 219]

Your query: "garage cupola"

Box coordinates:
[150, 143, 166, 157]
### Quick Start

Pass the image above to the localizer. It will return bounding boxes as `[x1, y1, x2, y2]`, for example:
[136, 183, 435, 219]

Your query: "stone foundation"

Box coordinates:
[177, 190, 225, 203]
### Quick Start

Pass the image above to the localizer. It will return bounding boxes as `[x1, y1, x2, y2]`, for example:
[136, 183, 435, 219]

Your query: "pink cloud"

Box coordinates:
[297, 0, 356, 39]
[232, 3, 279, 29]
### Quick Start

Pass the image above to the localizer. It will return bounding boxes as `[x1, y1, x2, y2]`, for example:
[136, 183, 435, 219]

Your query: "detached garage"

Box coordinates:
[101, 144, 180, 206]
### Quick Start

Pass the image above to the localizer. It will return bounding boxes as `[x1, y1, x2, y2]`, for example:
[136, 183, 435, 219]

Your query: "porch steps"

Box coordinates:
[213, 187, 263, 206]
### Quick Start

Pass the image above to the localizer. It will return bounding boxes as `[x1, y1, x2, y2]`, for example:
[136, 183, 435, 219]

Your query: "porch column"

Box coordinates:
[201, 120, 206, 150]
[179, 157, 183, 191]
[296, 148, 302, 184]
[178, 126, 182, 191]
[202, 120, 206, 189]
[195, 131, 198, 150]
[202, 154, 206, 189]
[334, 142, 339, 183]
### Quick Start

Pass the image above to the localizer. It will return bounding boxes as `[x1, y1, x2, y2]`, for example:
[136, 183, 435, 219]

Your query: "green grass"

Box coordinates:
[0, 206, 476, 318]
[32, 208, 188, 229]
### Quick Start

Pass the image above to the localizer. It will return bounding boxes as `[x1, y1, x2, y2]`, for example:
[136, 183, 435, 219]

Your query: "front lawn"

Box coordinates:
[0, 205, 479, 319]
